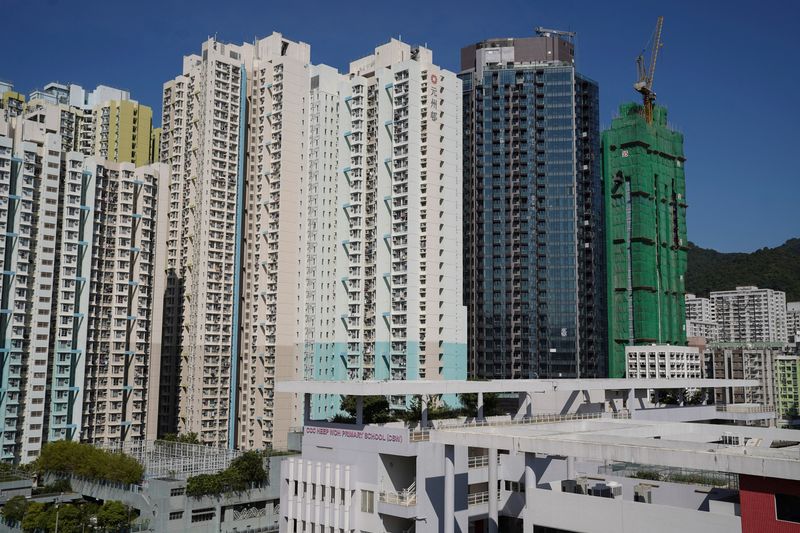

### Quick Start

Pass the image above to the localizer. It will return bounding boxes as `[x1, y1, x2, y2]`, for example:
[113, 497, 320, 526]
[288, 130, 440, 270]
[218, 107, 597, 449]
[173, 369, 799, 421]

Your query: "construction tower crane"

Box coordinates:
[634, 16, 664, 124]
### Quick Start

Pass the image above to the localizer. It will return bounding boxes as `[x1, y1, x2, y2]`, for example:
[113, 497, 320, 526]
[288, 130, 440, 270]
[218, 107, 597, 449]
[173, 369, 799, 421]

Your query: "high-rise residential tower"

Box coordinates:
[685, 293, 720, 341]
[603, 103, 688, 377]
[306, 40, 467, 418]
[156, 35, 468, 448]
[710, 286, 788, 344]
[1, 81, 157, 166]
[155, 34, 312, 449]
[0, 113, 165, 463]
[785, 301, 799, 345]
[460, 33, 605, 379]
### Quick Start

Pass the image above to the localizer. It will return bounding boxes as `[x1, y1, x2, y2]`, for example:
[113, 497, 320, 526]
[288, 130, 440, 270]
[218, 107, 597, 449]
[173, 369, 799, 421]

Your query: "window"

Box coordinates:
[776, 493, 800, 523]
[361, 490, 374, 513]
[191, 510, 214, 523]
[169, 511, 183, 520]
[170, 487, 185, 496]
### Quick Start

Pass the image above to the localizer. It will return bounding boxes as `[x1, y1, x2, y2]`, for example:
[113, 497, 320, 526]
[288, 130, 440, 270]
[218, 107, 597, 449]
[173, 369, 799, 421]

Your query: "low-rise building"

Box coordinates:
[275, 378, 791, 533]
[704, 343, 783, 413]
[625, 345, 702, 380]
[35, 441, 289, 533]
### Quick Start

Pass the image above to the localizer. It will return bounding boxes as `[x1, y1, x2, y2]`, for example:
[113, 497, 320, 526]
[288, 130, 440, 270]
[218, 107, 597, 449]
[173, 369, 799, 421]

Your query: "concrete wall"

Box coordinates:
[528, 487, 741, 533]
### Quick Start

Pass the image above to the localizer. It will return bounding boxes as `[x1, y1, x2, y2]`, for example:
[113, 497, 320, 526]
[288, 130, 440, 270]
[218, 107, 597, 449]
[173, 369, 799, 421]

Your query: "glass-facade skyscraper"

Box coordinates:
[460, 33, 606, 379]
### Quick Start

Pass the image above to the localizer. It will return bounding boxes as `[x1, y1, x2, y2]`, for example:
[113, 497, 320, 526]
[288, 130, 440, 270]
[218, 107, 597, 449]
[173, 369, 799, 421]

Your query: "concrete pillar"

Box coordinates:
[303, 393, 311, 424]
[477, 392, 485, 422]
[421, 395, 429, 428]
[444, 444, 455, 533]
[523, 452, 536, 533]
[517, 392, 532, 419]
[566, 455, 575, 480]
[488, 448, 499, 533]
[355, 396, 364, 425]
[627, 389, 636, 413]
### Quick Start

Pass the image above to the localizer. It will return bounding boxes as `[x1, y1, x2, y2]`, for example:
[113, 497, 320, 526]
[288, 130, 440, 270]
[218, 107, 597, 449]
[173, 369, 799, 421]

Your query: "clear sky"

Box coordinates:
[2, 0, 798, 252]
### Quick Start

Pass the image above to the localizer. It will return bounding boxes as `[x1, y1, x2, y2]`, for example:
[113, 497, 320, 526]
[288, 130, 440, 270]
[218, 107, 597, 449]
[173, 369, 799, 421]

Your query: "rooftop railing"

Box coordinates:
[716, 404, 774, 414]
[409, 411, 630, 442]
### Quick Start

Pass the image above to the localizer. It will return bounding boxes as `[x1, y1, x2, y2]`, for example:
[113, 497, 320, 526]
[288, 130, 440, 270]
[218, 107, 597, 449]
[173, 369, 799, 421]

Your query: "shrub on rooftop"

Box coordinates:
[36, 441, 144, 485]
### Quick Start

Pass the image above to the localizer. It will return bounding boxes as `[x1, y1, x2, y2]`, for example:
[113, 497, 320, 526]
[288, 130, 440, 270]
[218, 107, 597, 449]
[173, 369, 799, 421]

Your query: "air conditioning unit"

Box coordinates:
[590, 481, 622, 499]
[562, 477, 589, 494]
[634, 483, 655, 503]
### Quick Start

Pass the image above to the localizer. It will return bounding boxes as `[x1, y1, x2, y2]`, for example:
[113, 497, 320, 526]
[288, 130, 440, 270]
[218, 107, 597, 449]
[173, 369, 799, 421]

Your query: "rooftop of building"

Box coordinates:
[460, 32, 575, 73]
[276, 378, 760, 397]
[430, 418, 800, 480]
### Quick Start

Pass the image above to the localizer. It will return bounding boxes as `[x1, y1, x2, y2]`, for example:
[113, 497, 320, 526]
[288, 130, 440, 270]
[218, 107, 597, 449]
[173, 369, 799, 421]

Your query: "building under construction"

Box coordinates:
[603, 102, 688, 377]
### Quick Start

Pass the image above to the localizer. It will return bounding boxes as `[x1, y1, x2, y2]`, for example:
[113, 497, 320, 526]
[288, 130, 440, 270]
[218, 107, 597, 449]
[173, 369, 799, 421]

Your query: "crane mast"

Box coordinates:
[634, 16, 664, 123]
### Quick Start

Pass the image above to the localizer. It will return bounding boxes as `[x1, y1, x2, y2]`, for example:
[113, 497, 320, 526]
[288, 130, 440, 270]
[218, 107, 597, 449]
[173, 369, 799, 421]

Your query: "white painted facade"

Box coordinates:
[685, 293, 721, 341]
[625, 345, 702, 380]
[278, 379, 789, 533]
[309, 40, 467, 419]
[710, 286, 788, 344]
[788, 301, 800, 343]
[158, 38, 247, 446]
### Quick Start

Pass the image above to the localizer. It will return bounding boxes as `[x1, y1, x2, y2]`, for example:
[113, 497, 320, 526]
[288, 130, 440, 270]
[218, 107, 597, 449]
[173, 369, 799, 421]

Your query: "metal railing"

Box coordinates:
[409, 411, 629, 442]
[598, 462, 739, 490]
[467, 490, 500, 506]
[716, 403, 774, 414]
[379, 483, 417, 506]
[467, 454, 502, 469]
[468, 455, 489, 468]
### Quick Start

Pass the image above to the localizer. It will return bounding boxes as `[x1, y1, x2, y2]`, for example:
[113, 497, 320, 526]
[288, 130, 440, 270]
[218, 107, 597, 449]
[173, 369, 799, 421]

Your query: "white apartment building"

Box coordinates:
[685, 293, 715, 322]
[710, 286, 788, 344]
[625, 345, 702, 380]
[156, 36, 467, 450]
[686, 319, 720, 341]
[788, 301, 800, 341]
[685, 293, 720, 341]
[157, 37, 249, 447]
[0, 113, 165, 463]
[23, 82, 154, 166]
[309, 40, 467, 419]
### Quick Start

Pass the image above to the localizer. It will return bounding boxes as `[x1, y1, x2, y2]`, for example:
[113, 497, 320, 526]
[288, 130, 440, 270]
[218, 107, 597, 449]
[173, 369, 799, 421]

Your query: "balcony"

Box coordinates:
[379, 483, 417, 507]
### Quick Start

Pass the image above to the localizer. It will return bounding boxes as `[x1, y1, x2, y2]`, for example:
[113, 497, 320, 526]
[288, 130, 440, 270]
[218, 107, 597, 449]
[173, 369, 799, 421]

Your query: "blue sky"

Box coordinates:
[3, 0, 798, 252]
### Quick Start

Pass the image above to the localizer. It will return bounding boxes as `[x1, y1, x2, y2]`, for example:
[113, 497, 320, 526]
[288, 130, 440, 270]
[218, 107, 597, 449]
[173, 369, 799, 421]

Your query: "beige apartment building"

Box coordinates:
[154, 34, 467, 452]
[155, 33, 311, 448]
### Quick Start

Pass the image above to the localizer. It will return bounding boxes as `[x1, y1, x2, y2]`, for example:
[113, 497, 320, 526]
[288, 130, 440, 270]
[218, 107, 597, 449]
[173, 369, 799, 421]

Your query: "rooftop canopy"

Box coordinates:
[276, 378, 760, 396]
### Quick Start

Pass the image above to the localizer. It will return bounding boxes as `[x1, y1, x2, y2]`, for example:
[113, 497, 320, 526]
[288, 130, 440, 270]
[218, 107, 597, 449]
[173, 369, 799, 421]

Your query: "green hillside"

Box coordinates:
[686, 238, 800, 301]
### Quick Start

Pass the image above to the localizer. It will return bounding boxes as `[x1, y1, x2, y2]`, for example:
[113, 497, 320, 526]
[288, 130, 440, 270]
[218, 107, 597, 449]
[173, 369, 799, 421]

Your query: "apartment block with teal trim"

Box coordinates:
[307, 40, 468, 419]
[0, 113, 165, 463]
